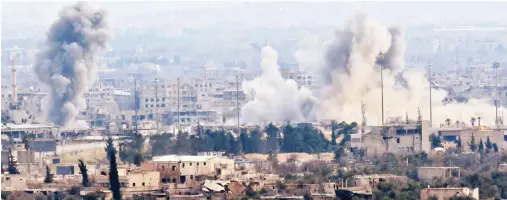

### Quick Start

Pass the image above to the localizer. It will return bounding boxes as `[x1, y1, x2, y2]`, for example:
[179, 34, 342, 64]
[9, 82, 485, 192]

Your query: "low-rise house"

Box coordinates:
[151, 155, 235, 184]
[420, 187, 479, 200]
[93, 168, 160, 197]
[417, 167, 461, 183]
[352, 174, 408, 188]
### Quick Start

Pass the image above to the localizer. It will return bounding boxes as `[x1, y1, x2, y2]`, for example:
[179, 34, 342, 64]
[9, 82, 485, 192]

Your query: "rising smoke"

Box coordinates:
[240, 46, 319, 124]
[318, 14, 501, 126]
[34, 2, 111, 128]
[241, 13, 502, 126]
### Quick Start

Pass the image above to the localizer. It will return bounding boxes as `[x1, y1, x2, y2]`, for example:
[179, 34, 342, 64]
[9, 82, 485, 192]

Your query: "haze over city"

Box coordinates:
[1, 1, 507, 200]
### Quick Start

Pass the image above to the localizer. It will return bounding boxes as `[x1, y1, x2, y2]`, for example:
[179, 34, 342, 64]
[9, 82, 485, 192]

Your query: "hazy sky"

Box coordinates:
[3, 1, 507, 37]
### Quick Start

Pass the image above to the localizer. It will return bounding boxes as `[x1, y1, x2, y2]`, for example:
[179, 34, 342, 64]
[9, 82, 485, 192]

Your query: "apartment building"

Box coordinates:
[351, 120, 431, 157]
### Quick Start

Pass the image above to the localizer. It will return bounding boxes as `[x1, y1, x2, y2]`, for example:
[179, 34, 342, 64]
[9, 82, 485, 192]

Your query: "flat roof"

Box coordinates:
[152, 155, 217, 162]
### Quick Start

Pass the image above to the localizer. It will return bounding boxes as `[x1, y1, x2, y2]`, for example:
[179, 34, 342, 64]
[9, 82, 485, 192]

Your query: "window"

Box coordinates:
[142, 182, 145, 186]
[397, 138, 400, 143]
[145, 98, 149, 102]
[182, 163, 185, 168]
[151, 98, 154, 102]
[190, 175, 194, 179]
[203, 162, 206, 165]
[172, 166, 176, 171]
[133, 183, 136, 187]
[190, 162, 192, 166]
[197, 162, 199, 166]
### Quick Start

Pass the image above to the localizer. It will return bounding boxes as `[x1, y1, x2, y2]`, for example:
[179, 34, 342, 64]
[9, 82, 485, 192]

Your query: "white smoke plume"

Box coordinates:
[317, 14, 501, 126]
[34, 2, 111, 127]
[240, 46, 319, 124]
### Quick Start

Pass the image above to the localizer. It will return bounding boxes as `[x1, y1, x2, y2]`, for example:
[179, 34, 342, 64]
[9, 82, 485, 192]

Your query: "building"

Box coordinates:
[150, 155, 235, 183]
[352, 174, 408, 188]
[417, 167, 461, 183]
[93, 168, 160, 197]
[352, 121, 431, 157]
[438, 128, 507, 152]
[420, 187, 479, 200]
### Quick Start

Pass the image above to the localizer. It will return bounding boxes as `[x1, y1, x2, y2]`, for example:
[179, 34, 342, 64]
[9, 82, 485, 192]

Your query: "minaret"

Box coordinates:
[10, 54, 17, 107]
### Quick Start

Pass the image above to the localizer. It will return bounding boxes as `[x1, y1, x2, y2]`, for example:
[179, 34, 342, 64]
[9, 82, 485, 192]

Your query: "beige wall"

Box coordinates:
[126, 171, 160, 188]
[440, 129, 506, 152]
[417, 167, 460, 183]
[1, 174, 28, 190]
[420, 188, 479, 200]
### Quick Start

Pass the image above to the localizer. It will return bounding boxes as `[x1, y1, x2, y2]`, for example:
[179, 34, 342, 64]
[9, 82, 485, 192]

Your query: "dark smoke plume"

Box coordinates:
[34, 2, 111, 127]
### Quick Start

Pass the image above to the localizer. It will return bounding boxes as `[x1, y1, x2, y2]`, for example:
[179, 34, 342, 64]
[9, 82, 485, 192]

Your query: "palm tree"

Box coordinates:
[477, 117, 481, 126]
[456, 121, 460, 128]
[470, 117, 476, 126]
[445, 118, 451, 126]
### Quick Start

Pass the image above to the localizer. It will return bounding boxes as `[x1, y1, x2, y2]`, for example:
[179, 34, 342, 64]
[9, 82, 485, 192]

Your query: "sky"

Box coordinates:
[3, 1, 507, 36]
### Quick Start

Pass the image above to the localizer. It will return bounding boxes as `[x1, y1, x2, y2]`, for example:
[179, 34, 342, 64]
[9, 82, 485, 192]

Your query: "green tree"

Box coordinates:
[106, 137, 121, 200]
[456, 135, 462, 149]
[133, 151, 143, 166]
[334, 146, 346, 161]
[44, 165, 53, 183]
[468, 135, 477, 152]
[265, 123, 280, 152]
[430, 133, 442, 148]
[7, 148, 19, 174]
[470, 117, 476, 126]
[485, 136, 493, 153]
[478, 139, 484, 153]
[78, 160, 89, 187]
[331, 120, 338, 145]
[492, 143, 499, 153]
[417, 107, 422, 122]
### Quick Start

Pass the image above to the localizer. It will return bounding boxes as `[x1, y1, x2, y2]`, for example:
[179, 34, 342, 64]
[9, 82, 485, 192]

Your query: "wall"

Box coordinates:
[126, 171, 160, 188]
[417, 167, 460, 183]
[420, 188, 479, 200]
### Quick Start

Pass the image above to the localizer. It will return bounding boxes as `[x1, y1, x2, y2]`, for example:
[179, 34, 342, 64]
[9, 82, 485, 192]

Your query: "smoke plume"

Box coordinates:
[34, 2, 111, 128]
[240, 46, 319, 124]
[317, 14, 501, 126]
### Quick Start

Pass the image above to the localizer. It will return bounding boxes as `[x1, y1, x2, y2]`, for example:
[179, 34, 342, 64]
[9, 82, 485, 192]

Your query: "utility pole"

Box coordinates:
[236, 75, 240, 133]
[361, 101, 366, 133]
[428, 64, 433, 127]
[134, 76, 138, 135]
[155, 78, 159, 136]
[379, 52, 384, 125]
[177, 78, 180, 133]
[494, 62, 500, 129]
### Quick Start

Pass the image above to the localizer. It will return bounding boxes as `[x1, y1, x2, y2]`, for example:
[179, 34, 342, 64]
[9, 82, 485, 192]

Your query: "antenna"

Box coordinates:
[236, 75, 240, 133]
[379, 52, 384, 125]
[177, 77, 180, 133]
[10, 54, 17, 108]
[361, 101, 366, 133]
[134, 76, 138, 135]
[155, 77, 159, 136]
[428, 64, 433, 127]
[493, 62, 500, 129]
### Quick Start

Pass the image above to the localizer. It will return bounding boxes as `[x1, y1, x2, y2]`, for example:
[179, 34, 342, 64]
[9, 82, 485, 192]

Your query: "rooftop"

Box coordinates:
[152, 155, 217, 162]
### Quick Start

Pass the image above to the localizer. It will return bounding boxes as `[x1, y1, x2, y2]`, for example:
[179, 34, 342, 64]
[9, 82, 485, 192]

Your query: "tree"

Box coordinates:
[478, 139, 484, 153]
[405, 112, 410, 124]
[331, 120, 338, 146]
[446, 118, 451, 126]
[133, 152, 143, 166]
[430, 133, 442, 149]
[456, 135, 462, 149]
[470, 117, 476, 126]
[334, 146, 346, 161]
[44, 165, 53, 183]
[477, 117, 482, 126]
[492, 143, 499, 153]
[7, 148, 19, 174]
[105, 137, 115, 162]
[78, 160, 89, 187]
[485, 136, 493, 153]
[468, 135, 477, 152]
[106, 137, 121, 200]
[417, 107, 422, 122]
[265, 123, 280, 152]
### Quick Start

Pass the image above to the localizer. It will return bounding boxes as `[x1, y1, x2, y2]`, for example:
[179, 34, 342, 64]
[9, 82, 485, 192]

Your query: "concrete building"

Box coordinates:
[420, 187, 479, 200]
[417, 167, 461, 183]
[93, 168, 160, 196]
[352, 174, 408, 188]
[352, 121, 431, 157]
[438, 128, 507, 152]
[151, 155, 235, 183]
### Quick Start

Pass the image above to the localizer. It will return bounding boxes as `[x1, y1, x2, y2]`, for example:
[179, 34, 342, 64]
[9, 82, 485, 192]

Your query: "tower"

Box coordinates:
[10, 54, 18, 108]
